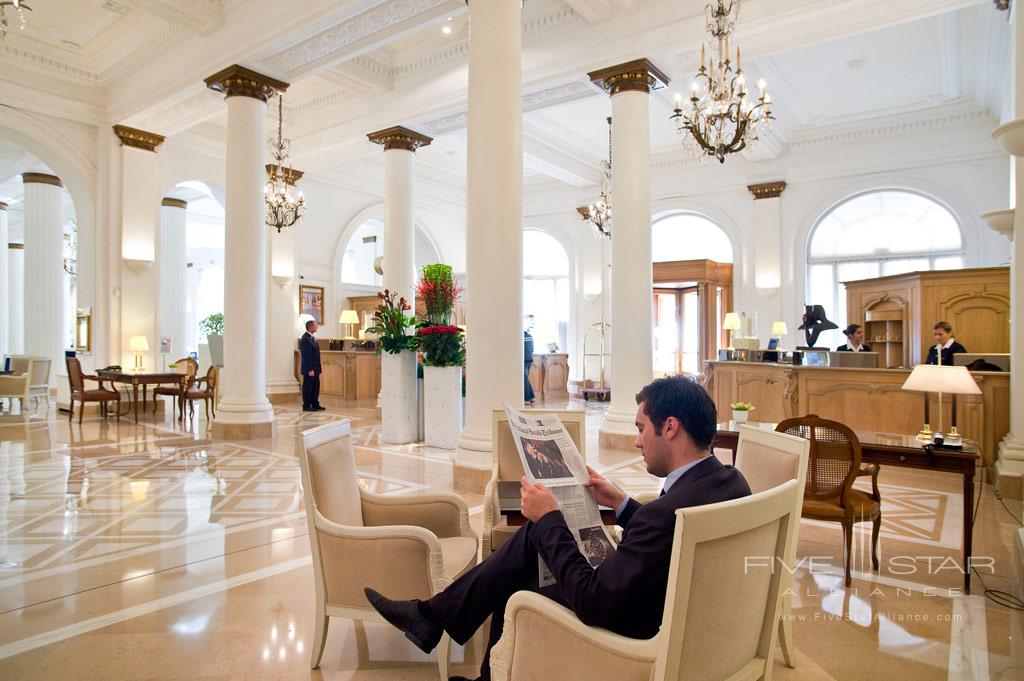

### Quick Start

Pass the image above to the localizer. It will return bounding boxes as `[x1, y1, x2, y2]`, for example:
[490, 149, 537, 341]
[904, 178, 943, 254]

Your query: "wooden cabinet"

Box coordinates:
[845, 267, 1009, 366]
[294, 349, 381, 400]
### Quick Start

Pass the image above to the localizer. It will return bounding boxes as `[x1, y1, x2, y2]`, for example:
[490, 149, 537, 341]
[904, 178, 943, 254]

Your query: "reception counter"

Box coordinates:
[704, 361, 1010, 467]
[294, 350, 381, 400]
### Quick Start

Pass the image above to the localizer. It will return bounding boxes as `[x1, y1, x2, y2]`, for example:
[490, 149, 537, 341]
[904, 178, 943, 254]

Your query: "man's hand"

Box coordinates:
[308, 370, 314, 377]
[585, 465, 627, 510]
[520, 477, 559, 522]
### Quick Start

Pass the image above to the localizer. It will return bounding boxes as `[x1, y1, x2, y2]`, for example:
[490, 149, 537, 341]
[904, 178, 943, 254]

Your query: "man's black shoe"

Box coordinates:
[315, 405, 327, 411]
[449, 677, 481, 681]
[364, 587, 443, 654]
[302, 406, 316, 412]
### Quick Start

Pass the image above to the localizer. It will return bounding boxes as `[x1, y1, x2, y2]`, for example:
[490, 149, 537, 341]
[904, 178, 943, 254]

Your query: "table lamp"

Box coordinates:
[771, 321, 787, 342]
[901, 364, 981, 445]
[129, 336, 149, 372]
[723, 312, 741, 351]
[339, 309, 360, 339]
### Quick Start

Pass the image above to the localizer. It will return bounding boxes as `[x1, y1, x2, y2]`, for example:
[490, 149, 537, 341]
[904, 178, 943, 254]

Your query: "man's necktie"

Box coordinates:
[659, 488, 666, 497]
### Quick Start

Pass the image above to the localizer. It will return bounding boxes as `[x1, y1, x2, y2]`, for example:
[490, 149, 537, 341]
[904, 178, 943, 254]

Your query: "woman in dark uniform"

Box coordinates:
[836, 323, 871, 352]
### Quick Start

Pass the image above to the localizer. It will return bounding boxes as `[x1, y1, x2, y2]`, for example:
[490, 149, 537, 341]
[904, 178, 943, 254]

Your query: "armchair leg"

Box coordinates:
[78, 401, 85, 424]
[842, 521, 853, 587]
[68, 399, 74, 423]
[205, 398, 210, 422]
[871, 513, 881, 571]
[310, 609, 329, 669]
[435, 632, 451, 681]
[778, 601, 796, 668]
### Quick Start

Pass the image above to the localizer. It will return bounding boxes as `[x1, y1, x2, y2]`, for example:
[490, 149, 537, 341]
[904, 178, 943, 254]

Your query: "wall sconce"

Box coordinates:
[123, 258, 154, 274]
[272, 274, 294, 287]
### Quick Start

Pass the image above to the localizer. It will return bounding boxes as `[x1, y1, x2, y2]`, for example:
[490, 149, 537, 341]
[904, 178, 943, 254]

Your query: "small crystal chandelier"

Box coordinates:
[669, 0, 773, 164]
[0, 0, 32, 40]
[264, 95, 306, 233]
[577, 117, 612, 239]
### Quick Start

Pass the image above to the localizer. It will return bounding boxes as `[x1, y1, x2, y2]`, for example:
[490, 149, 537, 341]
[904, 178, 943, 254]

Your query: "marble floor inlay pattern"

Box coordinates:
[0, 396, 1021, 680]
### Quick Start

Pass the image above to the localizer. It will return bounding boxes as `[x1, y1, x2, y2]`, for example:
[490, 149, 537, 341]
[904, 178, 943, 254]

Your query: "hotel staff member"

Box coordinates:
[836, 324, 871, 352]
[926, 321, 967, 365]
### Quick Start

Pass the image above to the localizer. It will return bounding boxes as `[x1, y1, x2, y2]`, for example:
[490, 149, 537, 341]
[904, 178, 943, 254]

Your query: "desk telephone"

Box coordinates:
[100, 365, 122, 372]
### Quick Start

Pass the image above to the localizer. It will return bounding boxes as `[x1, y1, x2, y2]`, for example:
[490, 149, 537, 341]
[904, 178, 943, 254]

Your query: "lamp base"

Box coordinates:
[915, 424, 933, 443]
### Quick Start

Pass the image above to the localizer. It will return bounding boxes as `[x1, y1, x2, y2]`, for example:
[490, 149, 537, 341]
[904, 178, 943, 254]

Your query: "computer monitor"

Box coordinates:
[952, 353, 1010, 372]
[828, 351, 879, 369]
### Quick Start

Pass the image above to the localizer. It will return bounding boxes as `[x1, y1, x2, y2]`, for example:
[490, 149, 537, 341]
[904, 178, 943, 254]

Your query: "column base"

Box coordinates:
[600, 402, 638, 452]
[599, 429, 636, 452]
[453, 462, 491, 493]
[996, 437, 1024, 500]
[212, 420, 276, 440]
[212, 398, 276, 440]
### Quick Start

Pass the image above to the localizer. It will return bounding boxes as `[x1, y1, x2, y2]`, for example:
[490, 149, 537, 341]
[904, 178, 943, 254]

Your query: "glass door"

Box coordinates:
[653, 287, 701, 375]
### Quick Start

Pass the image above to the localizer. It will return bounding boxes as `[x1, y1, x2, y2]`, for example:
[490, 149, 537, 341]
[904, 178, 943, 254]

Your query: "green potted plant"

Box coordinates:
[730, 401, 755, 424]
[415, 264, 464, 449]
[367, 289, 419, 444]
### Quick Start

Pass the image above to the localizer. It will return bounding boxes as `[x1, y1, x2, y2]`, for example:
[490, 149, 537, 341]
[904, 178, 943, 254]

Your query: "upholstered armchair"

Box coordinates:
[66, 357, 120, 424]
[153, 357, 198, 419]
[8, 356, 50, 412]
[484, 408, 586, 557]
[733, 425, 810, 669]
[0, 372, 30, 416]
[299, 419, 478, 678]
[490, 480, 802, 681]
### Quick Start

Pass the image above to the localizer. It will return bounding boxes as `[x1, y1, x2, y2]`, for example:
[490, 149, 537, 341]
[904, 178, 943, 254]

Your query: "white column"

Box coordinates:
[749, 182, 786, 343]
[456, 0, 524, 472]
[992, 1, 1024, 487]
[0, 202, 8, 356]
[159, 198, 189, 359]
[22, 172, 65, 381]
[205, 65, 288, 439]
[8, 242, 23, 355]
[589, 61, 668, 442]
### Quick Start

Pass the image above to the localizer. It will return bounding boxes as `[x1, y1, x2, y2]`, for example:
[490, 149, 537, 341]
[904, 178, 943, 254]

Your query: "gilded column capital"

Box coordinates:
[22, 172, 63, 188]
[161, 197, 189, 210]
[8, 242, 24, 250]
[264, 164, 304, 185]
[0, 201, 7, 211]
[747, 181, 787, 200]
[113, 125, 166, 152]
[588, 58, 669, 96]
[367, 126, 433, 152]
[204, 64, 289, 102]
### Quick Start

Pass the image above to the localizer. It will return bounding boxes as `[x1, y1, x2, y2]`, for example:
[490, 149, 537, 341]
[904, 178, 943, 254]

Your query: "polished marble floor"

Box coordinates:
[0, 395, 1021, 680]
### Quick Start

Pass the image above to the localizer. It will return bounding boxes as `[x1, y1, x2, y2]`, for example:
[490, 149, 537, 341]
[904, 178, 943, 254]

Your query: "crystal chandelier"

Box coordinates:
[0, 0, 31, 40]
[577, 117, 612, 239]
[264, 95, 306, 233]
[669, 0, 773, 164]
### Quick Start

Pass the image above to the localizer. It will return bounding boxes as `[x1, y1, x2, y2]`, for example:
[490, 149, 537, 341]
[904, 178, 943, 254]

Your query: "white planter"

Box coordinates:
[381, 350, 418, 444]
[732, 409, 750, 424]
[423, 365, 462, 449]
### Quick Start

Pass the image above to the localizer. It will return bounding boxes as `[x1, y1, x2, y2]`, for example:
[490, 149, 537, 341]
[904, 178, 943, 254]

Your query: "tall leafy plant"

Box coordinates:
[415, 264, 464, 366]
[365, 289, 417, 354]
[200, 313, 224, 336]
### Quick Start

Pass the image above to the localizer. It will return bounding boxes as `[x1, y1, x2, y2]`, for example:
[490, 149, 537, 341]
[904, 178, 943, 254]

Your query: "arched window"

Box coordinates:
[339, 218, 441, 286]
[807, 190, 963, 343]
[523, 230, 570, 353]
[652, 213, 733, 263]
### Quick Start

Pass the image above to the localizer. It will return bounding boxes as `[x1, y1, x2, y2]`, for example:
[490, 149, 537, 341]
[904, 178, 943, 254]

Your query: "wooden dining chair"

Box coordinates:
[153, 357, 198, 420]
[776, 414, 881, 587]
[66, 357, 120, 424]
[183, 366, 218, 421]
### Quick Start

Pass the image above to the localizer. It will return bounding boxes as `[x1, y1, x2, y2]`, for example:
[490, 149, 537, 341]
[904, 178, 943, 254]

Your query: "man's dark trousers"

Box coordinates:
[302, 373, 320, 409]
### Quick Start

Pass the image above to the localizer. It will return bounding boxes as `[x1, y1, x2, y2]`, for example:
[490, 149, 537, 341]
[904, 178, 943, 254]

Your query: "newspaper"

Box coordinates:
[504, 404, 617, 586]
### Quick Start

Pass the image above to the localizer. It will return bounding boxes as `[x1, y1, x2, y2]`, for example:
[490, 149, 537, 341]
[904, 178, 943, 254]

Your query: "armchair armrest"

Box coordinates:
[360, 489, 474, 540]
[490, 592, 657, 681]
[82, 374, 108, 388]
[856, 463, 881, 501]
[312, 509, 452, 596]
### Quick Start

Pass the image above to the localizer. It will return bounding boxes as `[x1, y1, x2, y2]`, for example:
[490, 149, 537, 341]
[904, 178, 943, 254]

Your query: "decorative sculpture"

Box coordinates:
[798, 304, 838, 348]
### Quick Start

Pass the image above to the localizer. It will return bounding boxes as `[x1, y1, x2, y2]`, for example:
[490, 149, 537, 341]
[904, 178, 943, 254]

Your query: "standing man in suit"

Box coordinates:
[926, 321, 967, 365]
[299, 319, 325, 411]
[364, 375, 751, 681]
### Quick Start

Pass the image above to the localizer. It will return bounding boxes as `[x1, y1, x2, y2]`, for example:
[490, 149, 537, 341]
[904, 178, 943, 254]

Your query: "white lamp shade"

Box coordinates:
[771, 321, 787, 337]
[339, 309, 360, 325]
[723, 312, 741, 331]
[901, 364, 981, 395]
[129, 336, 150, 352]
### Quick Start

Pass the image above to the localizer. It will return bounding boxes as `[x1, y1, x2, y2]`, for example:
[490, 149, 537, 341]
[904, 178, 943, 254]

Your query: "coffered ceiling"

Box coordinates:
[0, 0, 1012, 199]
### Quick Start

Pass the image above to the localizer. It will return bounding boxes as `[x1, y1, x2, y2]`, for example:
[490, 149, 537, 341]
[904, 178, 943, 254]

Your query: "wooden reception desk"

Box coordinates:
[704, 361, 1010, 467]
[294, 350, 381, 400]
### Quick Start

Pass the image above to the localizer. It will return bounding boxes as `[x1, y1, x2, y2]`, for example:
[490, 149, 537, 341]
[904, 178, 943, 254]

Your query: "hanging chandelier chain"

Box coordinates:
[264, 92, 306, 233]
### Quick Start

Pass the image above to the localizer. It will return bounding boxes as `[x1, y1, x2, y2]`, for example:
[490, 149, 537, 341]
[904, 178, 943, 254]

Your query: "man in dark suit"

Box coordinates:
[365, 375, 751, 681]
[299, 319, 325, 411]
[925, 321, 967, 365]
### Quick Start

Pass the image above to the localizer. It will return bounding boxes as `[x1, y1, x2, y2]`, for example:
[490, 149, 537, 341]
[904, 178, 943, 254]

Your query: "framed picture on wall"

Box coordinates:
[299, 285, 325, 324]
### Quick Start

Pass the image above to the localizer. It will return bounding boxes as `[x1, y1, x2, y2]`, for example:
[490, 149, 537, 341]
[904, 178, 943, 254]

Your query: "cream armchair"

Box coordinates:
[0, 372, 30, 416]
[733, 425, 810, 669]
[8, 356, 50, 412]
[490, 480, 802, 681]
[299, 419, 478, 678]
[484, 408, 586, 557]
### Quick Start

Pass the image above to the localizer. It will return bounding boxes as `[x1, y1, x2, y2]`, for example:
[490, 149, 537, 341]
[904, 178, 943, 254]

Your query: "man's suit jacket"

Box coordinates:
[299, 332, 321, 375]
[926, 341, 967, 366]
[528, 455, 751, 640]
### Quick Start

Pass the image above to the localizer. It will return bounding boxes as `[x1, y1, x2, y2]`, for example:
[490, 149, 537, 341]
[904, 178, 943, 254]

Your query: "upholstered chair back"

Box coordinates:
[492, 409, 586, 481]
[172, 357, 198, 379]
[65, 357, 85, 393]
[8, 356, 30, 376]
[301, 420, 363, 527]
[734, 425, 809, 494]
[654, 480, 800, 681]
[776, 414, 861, 504]
[29, 358, 51, 390]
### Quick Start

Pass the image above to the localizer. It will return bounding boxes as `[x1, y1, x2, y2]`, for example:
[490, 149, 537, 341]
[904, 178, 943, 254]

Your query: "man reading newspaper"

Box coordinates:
[365, 376, 751, 681]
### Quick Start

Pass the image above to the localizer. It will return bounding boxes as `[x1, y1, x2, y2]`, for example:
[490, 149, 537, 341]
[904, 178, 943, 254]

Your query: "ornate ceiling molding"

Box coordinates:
[787, 109, 996, 152]
[588, 58, 669, 96]
[367, 126, 433, 152]
[421, 81, 595, 136]
[747, 181, 787, 200]
[113, 125, 166, 152]
[205, 65, 289, 102]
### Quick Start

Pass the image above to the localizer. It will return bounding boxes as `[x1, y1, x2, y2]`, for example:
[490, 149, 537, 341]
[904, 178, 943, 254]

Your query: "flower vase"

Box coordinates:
[381, 349, 418, 444]
[423, 365, 462, 449]
[732, 409, 750, 424]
